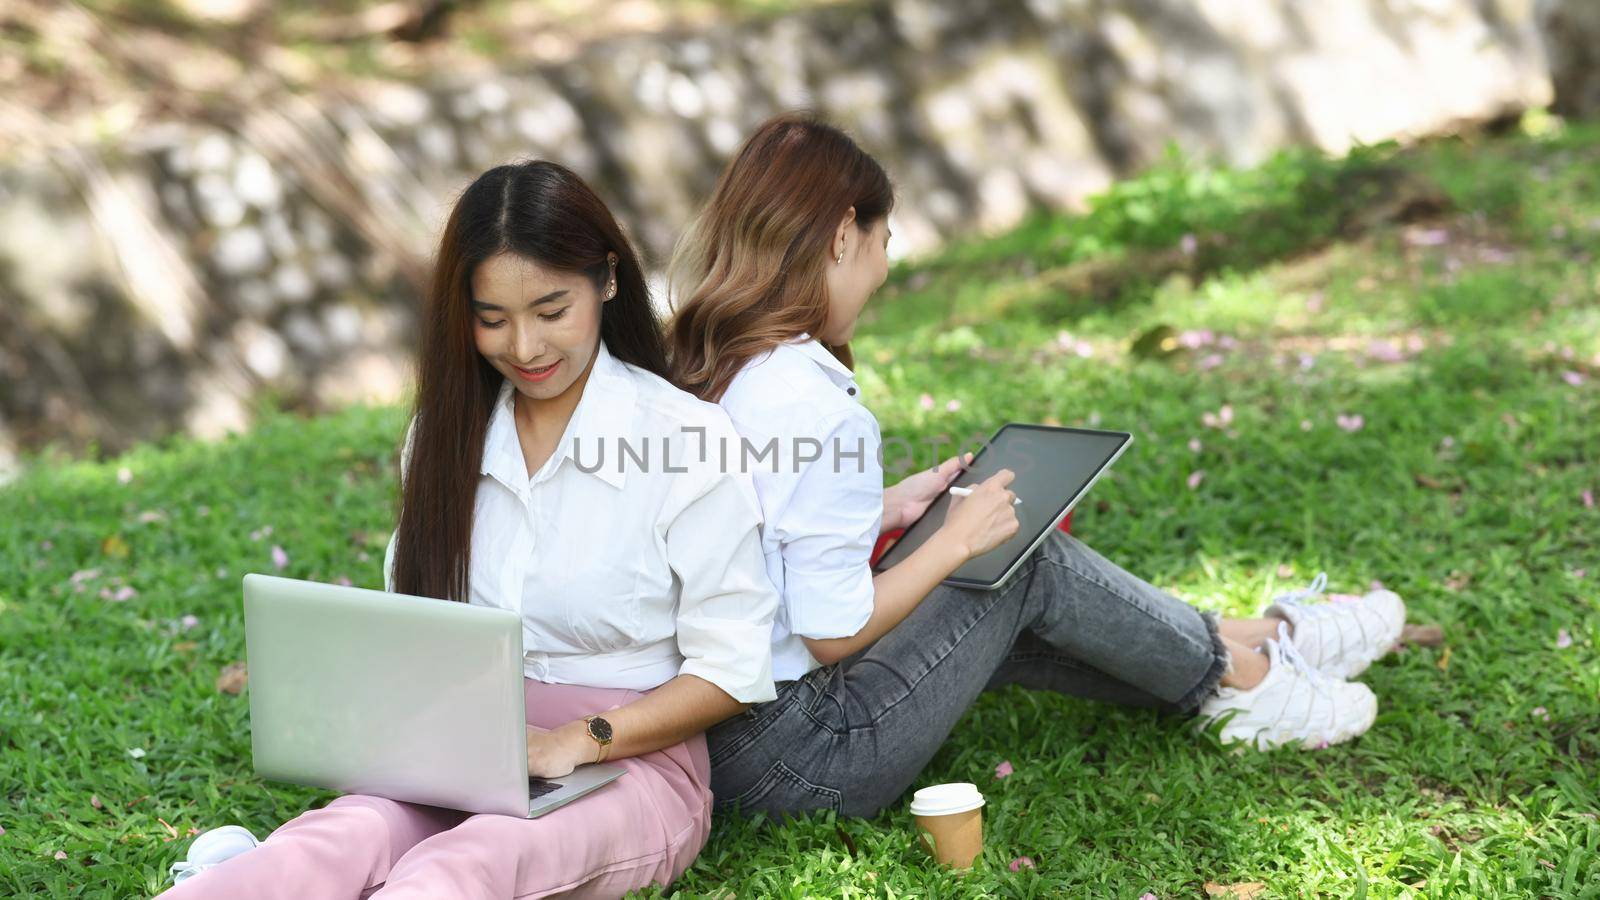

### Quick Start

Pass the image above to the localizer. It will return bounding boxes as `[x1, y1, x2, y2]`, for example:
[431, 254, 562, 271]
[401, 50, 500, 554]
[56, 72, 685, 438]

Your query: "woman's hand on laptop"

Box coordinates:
[882, 453, 971, 531]
[938, 468, 1020, 560]
[526, 723, 592, 779]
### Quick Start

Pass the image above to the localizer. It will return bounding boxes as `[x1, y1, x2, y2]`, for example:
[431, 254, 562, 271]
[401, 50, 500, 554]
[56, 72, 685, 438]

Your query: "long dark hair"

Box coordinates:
[667, 112, 893, 401]
[394, 160, 667, 602]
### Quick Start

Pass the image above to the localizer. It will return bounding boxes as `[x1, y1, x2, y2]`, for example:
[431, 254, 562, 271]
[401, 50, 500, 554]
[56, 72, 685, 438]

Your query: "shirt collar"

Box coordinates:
[785, 332, 858, 391]
[482, 340, 636, 494]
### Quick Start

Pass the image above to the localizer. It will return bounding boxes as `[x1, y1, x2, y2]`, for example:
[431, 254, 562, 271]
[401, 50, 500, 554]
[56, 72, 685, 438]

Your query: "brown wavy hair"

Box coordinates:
[667, 112, 893, 401]
[393, 161, 667, 602]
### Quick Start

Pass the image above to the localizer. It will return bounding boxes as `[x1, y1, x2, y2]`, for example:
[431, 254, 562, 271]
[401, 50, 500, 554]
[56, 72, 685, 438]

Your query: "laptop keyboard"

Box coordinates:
[528, 778, 562, 799]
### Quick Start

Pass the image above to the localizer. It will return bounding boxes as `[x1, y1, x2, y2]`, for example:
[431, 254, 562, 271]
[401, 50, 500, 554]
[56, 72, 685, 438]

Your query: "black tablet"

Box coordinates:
[872, 423, 1132, 590]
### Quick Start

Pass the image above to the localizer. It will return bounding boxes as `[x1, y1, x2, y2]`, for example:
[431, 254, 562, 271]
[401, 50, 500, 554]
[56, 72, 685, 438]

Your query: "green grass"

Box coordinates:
[4, 117, 1599, 897]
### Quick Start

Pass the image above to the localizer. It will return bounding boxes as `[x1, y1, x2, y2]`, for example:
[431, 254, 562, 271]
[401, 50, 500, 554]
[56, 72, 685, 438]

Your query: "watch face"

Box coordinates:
[588, 717, 613, 743]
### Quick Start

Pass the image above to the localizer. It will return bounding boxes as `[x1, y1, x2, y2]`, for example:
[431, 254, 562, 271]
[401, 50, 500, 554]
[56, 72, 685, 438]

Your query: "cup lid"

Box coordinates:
[909, 782, 985, 817]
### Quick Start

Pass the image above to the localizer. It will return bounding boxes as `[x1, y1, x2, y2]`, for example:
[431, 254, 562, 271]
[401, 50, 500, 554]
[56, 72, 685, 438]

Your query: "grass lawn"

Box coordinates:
[3, 116, 1598, 898]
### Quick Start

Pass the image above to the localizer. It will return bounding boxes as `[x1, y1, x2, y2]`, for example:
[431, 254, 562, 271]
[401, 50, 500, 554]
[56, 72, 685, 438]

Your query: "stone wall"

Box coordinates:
[0, 0, 1564, 468]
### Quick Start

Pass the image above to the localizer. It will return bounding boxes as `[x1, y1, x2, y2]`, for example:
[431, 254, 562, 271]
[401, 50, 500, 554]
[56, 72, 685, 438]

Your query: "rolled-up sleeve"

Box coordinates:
[665, 462, 780, 704]
[766, 406, 882, 641]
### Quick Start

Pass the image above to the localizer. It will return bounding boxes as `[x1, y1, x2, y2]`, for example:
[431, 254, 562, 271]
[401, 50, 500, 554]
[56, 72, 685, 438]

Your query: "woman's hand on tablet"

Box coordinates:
[526, 723, 591, 779]
[938, 468, 1020, 560]
[882, 453, 971, 531]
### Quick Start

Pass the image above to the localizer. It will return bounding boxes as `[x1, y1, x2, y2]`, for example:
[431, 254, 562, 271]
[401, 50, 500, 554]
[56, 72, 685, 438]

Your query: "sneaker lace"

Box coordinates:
[1271, 620, 1341, 739]
[1275, 571, 1328, 605]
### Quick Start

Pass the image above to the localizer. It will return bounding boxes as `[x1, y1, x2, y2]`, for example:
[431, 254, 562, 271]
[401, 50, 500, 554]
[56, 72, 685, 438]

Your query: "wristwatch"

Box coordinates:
[582, 715, 613, 763]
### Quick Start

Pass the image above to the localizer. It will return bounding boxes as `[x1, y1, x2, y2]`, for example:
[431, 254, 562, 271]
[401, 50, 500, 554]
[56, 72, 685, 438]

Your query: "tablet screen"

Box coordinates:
[872, 424, 1131, 587]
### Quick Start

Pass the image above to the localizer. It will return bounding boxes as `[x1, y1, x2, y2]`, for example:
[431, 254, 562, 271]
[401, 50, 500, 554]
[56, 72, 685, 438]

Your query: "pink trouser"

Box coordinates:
[161, 679, 712, 899]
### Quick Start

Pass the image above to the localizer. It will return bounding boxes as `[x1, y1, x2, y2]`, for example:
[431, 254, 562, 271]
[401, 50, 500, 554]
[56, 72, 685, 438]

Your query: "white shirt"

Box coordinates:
[384, 340, 778, 703]
[718, 334, 883, 682]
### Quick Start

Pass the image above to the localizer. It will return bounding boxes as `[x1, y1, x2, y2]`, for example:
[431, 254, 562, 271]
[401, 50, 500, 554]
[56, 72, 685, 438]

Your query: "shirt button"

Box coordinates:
[847, 387, 857, 396]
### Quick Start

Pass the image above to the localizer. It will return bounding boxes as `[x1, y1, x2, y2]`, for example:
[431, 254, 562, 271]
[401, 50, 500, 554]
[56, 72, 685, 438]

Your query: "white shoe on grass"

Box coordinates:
[1266, 572, 1406, 679]
[1198, 622, 1378, 750]
[169, 825, 259, 885]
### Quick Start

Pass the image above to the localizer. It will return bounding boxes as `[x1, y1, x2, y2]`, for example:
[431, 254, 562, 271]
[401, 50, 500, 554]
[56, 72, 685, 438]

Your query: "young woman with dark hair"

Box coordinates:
[163, 161, 778, 897]
[667, 113, 1408, 819]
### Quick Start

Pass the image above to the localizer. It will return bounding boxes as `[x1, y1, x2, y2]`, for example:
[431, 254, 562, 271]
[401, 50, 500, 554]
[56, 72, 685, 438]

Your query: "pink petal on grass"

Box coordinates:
[1188, 438, 1202, 453]
[1561, 370, 1585, 387]
[335, 576, 353, 587]
[1197, 353, 1225, 371]
[1009, 856, 1035, 871]
[1532, 706, 1550, 722]
[54, 850, 67, 860]
[1583, 490, 1595, 509]
[1300, 419, 1313, 432]
[1336, 413, 1365, 432]
[945, 399, 962, 412]
[1556, 629, 1573, 649]
[1186, 470, 1205, 490]
[179, 614, 200, 631]
[995, 760, 1014, 779]
[1140, 894, 1157, 900]
[919, 393, 935, 411]
[271, 545, 289, 570]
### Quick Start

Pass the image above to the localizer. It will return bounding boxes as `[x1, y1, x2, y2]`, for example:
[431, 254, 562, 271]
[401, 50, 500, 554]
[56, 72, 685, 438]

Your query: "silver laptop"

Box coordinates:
[242, 573, 624, 818]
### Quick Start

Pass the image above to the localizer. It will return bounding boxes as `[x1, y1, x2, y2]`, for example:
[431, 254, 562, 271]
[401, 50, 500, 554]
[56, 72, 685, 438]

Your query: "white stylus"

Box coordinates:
[947, 485, 1022, 505]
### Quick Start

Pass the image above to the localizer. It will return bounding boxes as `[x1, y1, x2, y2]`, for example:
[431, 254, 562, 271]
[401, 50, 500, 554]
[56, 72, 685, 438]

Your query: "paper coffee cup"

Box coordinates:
[909, 782, 985, 869]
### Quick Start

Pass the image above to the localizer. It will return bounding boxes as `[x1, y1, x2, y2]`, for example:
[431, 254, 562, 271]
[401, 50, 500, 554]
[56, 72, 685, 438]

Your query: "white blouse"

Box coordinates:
[383, 340, 778, 703]
[717, 334, 884, 682]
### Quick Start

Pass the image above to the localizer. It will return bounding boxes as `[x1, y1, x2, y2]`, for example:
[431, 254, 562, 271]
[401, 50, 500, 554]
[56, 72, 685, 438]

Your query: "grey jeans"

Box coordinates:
[706, 530, 1229, 818]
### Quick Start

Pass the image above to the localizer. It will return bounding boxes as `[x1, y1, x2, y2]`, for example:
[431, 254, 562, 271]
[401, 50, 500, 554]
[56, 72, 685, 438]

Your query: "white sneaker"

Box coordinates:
[1198, 622, 1378, 749]
[1265, 572, 1406, 679]
[169, 825, 260, 885]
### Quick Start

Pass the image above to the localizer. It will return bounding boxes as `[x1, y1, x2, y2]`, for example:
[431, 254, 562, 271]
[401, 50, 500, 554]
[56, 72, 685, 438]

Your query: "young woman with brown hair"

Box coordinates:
[667, 114, 1407, 819]
[163, 161, 778, 897]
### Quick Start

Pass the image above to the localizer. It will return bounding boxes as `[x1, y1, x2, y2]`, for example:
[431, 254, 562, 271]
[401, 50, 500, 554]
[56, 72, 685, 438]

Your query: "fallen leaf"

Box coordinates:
[101, 535, 130, 559]
[1401, 624, 1445, 647]
[216, 662, 249, 694]
[1436, 646, 1453, 672]
[1413, 473, 1448, 490]
[1131, 324, 1179, 360]
[172, 641, 198, 654]
[1204, 882, 1266, 898]
[127, 747, 146, 759]
[834, 823, 858, 858]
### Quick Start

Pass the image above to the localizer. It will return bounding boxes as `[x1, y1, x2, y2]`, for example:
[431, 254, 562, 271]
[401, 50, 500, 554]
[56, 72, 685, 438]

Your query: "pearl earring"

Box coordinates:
[836, 248, 845, 264]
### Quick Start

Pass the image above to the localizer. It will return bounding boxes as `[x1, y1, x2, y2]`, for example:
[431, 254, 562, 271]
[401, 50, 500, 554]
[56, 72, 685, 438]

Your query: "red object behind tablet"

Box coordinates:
[870, 512, 1072, 567]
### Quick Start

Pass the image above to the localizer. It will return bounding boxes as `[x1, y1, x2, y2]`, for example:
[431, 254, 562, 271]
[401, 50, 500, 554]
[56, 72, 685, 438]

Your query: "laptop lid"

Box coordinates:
[243, 574, 531, 817]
